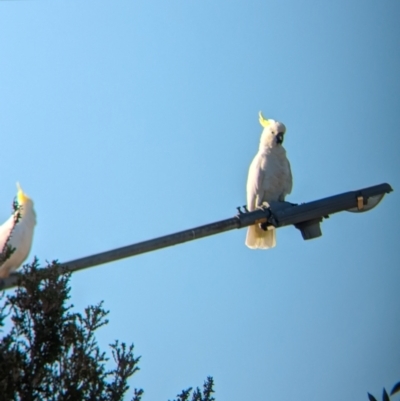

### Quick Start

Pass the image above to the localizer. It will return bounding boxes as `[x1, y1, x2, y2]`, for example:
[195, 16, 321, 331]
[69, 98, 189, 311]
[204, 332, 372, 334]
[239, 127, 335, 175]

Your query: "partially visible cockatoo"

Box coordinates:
[246, 112, 293, 249]
[0, 183, 37, 278]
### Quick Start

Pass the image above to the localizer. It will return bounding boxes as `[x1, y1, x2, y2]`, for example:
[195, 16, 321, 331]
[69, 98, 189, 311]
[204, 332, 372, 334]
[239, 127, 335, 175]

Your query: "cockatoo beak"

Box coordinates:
[276, 133, 284, 145]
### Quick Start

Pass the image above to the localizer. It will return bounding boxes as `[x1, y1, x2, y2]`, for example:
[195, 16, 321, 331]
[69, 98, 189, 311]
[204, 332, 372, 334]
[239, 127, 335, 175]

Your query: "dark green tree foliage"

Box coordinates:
[0, 261, 215, 401]
[170, 377, 215, 401]
[0, 260, 142, 401]
[368, 381, 400, 401]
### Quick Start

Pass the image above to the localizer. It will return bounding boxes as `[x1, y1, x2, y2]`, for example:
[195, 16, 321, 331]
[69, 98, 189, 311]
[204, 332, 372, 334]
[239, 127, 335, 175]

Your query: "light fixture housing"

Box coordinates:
[264, 183, 393, 241]
[347, 193, 387, 213]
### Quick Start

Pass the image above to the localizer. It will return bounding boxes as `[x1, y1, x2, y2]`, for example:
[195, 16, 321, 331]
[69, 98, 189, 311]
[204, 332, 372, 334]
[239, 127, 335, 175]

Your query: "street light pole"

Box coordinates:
[0, 183, 392, 291]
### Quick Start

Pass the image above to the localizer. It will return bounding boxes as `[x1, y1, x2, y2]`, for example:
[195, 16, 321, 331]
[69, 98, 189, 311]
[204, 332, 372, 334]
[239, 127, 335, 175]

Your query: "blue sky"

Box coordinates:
[1, 0, 399, 399]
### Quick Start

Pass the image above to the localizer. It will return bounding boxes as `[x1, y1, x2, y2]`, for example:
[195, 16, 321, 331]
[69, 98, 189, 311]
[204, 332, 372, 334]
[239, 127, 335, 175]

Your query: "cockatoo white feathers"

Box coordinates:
[0, 183, 37, 278]
[245, 112, 293, 249]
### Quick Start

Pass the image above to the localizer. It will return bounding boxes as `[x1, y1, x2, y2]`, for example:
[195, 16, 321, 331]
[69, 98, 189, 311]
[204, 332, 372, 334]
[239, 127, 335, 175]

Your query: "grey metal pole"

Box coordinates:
[0, 183, 392, 291]
[0, 210, 268, 291]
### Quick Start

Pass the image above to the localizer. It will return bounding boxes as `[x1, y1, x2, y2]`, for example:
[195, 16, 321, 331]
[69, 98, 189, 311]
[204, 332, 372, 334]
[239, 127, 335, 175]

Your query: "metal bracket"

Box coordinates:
[357, 196, 364, 210]
[236, 206, 243, 215]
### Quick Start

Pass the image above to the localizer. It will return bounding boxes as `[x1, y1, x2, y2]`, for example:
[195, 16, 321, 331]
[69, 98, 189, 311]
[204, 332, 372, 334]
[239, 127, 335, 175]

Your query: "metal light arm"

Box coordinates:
[0, 183, 392, 291]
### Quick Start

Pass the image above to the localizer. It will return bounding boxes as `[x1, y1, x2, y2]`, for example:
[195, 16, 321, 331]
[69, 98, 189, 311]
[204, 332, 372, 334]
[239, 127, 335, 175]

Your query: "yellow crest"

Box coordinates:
[258, 111, 270, 128]
[16, 182, 30, 204]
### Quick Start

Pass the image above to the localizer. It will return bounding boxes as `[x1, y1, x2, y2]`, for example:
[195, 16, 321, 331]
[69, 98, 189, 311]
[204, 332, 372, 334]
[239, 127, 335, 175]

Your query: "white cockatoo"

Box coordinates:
[0, 183, 37, 278]
[246, 112, 292, 249]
